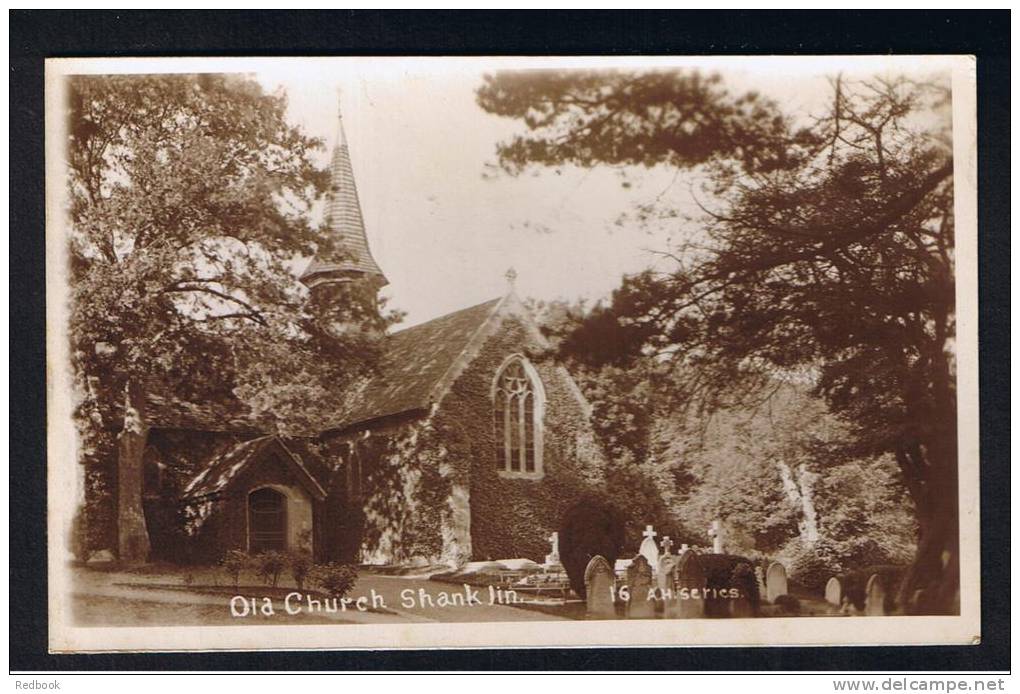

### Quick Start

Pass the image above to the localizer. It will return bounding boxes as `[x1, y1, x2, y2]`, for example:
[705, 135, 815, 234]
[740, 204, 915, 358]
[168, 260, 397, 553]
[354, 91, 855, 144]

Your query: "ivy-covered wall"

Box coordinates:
[326, 314, 606, 566]
[440, 316, 606, 562]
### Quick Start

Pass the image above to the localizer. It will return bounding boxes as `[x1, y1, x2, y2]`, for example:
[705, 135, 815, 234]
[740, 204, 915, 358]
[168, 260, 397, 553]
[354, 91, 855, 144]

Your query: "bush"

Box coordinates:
[68, 504, 89, 562]
[773, 594, 801, 614]
[787, 540, 843, 592]
[219, 549, 251, 588]
[254, 550, 288, 588]
[309, 562, 358, 599]
[700, 553, 760, 615]
[289, 553, 313, 590]
[839, 564, 907, 612]
[559, 494, 626, 599]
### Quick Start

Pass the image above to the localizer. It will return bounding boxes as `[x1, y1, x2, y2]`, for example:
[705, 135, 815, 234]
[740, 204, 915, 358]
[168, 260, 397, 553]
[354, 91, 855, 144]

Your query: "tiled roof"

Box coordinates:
[181, 436, 330, 501]
[300, 132, 386, 285]
[141, 295, 518, 434]
[333, 297, 504, 429]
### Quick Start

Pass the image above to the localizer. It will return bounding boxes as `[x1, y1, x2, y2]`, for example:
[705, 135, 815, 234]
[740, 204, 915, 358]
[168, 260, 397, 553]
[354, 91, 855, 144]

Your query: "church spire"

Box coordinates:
[300, 92, 387, 290]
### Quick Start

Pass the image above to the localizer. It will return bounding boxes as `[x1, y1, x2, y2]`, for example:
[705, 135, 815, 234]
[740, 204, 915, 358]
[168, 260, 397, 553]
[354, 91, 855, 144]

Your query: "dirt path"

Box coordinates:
[69, 566, 570, 627]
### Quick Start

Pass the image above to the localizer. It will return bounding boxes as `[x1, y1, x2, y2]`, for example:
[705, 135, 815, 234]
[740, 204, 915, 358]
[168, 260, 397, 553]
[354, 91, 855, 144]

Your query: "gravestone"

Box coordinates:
[864, 574, 887, 616]
[657, 554, 680, 618]
[660, 536, 674, 556]
[674, 549, 706, 618]
[825, 576, 842, 606]
[625, 554, 655, 619]
[638, 525, 659, 569]
[544, 531, 561, 569]
[584, 555, 616, 619]
[765, 562, 789, 603]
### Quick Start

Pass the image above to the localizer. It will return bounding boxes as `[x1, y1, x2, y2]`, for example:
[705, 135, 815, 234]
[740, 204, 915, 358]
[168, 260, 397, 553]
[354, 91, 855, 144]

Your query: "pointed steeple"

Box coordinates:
[301, 93, 387, 289]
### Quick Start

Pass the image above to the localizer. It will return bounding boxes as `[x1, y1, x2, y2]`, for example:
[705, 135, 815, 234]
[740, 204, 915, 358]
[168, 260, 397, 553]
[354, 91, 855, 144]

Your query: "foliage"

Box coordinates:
[773, 594, 801, 614]
[700, 553, 760, 614]
[253, 550, 288, 587]
[558, 493, 627, 599]
[66, 72, 393, 478]
[309, 562, 358, 599]
[288, 552, 313, 590]
[787, 539, 843, 592]
[68, 504, 89, 562]
[219, 549, 251, 588]
[838, 565, 908, 611]
[479, 70, 957, 611]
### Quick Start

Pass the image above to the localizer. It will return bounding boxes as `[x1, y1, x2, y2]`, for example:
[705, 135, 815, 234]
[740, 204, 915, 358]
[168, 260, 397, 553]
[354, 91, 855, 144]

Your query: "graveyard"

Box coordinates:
[428, 522, 904, 620]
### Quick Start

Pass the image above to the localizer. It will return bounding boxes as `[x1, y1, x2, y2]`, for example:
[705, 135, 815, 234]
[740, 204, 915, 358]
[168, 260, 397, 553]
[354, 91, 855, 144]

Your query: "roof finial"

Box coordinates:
[336, 86, 349, 148]
[505, 267, 517, 291]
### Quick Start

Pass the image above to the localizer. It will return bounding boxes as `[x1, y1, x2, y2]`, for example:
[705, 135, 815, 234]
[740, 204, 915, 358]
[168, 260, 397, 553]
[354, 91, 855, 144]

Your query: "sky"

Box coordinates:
[66, 55, 958, 329]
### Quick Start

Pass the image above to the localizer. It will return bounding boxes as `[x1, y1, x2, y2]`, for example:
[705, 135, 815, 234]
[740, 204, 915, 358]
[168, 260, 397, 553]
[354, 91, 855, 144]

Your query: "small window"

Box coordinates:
[492, 356, 544, 476]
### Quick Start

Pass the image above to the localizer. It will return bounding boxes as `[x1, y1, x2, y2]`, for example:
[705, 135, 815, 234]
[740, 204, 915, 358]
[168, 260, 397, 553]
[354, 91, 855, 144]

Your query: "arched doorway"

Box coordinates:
[249, 487, 287, 552]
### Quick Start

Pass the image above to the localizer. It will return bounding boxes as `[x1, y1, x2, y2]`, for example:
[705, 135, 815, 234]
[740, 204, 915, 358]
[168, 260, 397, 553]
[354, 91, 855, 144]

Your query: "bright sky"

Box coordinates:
[141, 56, 953, 329]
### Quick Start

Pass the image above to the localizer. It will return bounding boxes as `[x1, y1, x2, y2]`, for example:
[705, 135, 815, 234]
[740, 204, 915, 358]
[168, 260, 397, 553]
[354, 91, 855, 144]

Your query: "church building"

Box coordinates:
[113, 106, 607, 567]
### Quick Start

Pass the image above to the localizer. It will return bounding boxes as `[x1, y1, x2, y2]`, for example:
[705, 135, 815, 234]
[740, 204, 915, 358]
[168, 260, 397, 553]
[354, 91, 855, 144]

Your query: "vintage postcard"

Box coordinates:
[45, 55, 979, 652]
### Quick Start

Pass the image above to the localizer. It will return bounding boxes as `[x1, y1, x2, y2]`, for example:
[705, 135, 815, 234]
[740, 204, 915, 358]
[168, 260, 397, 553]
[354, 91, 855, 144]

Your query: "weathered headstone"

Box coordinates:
[638, 525, 659, 569]
[674, 549, 706, 618]
[825, 576, 842, 606]
[625, 554, 655, 618]
[708, 519, 724, 554]
[864, 573, 887, 616]
[765, 562, 789, 603]
[656, 554, 677, 618]
[660, 536, 674, 556]
[584, 555, 616, 619]
[544, 531, 561, 568]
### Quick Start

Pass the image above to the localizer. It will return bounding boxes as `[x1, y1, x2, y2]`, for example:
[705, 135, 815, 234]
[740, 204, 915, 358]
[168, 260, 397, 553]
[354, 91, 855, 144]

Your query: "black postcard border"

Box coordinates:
[9, 9, 1010, 673]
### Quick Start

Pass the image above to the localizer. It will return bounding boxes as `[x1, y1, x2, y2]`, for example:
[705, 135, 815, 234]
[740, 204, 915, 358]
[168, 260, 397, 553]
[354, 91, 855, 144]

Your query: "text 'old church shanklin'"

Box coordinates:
[110, 104, 608, 567]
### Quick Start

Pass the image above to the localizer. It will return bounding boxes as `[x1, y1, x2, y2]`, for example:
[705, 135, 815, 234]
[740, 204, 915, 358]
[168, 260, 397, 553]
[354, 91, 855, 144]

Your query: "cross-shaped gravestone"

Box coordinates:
[638, 525, 659, 569]
[708, 519, 724, 554]
[660, 536, 674, 556]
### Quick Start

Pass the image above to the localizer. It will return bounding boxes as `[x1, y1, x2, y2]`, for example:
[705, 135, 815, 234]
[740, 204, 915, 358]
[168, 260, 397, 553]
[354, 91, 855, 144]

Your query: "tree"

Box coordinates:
[68, 74, 388, 548]
[478, 69, 957, 613]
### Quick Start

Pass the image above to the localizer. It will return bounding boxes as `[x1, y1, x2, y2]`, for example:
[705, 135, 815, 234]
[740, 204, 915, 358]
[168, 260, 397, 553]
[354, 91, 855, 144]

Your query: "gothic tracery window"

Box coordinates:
[493, 356, 543, 476]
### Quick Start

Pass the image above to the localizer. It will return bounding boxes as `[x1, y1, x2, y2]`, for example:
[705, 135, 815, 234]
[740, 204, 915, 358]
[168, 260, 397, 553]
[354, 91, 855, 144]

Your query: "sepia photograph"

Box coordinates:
[43, 54, 979, 652]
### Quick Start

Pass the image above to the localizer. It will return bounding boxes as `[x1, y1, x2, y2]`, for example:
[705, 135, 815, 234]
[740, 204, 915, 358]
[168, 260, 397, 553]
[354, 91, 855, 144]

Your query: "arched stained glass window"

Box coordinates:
[493, 356, 544, 476]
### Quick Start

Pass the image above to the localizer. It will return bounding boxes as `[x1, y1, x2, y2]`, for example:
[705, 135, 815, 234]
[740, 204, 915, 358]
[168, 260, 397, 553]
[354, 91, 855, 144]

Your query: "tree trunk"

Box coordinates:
[896, 431, 959, 614]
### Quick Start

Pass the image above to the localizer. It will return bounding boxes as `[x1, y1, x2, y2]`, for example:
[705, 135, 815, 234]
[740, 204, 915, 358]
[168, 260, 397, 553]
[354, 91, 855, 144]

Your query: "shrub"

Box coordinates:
[787, 540, 843, 592]
[773, 594, 801, 614]
[700, 553, 760, 616]
[309, 562, 358, 599]
[839, 564, 907, 612]
[219, 549, 250, 588]
[559, 494, 626, 599]
[254, 550, 288, 588]
[68, 504, 89, 562]
[289, 552, 313, 590]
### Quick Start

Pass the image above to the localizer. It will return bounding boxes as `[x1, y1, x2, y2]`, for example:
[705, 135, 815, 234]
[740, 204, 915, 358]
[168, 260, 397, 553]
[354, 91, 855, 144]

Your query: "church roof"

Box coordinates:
[300, 111, 387, 286]
[181, 435, 330, 502]
[331, 296, 505, 430]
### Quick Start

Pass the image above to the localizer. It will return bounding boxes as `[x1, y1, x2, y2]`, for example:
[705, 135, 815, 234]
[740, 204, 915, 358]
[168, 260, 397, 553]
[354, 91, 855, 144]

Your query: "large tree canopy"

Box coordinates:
[68, 73, 384, 449]
[479, 69, 957, 613]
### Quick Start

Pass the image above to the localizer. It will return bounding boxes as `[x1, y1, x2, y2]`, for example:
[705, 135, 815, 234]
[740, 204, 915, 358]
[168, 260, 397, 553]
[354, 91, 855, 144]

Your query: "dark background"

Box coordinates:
[9, 10, 1010, 672]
